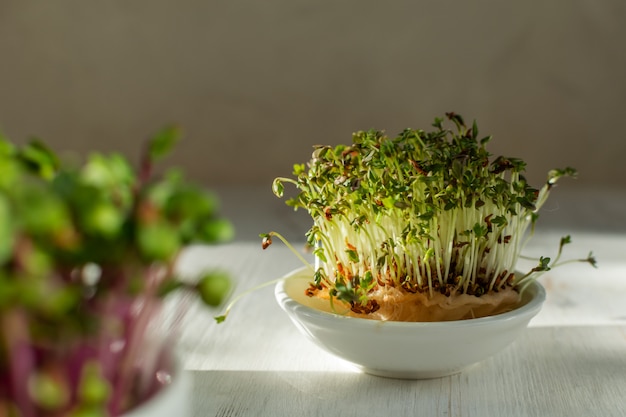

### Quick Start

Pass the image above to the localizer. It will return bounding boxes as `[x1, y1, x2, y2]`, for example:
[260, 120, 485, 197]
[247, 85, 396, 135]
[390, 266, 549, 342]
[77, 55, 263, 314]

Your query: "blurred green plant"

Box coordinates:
[0, 126, 233, 417]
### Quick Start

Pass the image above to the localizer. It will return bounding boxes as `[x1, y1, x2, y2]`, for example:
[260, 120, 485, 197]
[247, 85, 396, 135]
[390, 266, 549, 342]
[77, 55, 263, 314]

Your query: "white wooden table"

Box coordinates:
[169, 186, 626, 417]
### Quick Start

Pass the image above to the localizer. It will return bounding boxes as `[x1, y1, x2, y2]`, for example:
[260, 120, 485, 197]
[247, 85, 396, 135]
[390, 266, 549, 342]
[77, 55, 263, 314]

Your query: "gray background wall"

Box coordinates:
[1, 1, 625, 190]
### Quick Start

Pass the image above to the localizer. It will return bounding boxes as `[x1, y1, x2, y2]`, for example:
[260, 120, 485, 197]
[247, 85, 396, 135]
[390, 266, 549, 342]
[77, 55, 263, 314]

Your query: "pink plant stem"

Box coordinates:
[109, 267, 163, 415]
[1, 309, 35, 417]
[139, 146, 152, 186]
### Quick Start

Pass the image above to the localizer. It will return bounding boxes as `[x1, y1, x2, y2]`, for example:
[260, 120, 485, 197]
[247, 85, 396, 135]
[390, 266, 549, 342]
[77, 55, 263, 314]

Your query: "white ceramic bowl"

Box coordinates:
[122, 356, 191, 417]
[275, 267, 545, 379]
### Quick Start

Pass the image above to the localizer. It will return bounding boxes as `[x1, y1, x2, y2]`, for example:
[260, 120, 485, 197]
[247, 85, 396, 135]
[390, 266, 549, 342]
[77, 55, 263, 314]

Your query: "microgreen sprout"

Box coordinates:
[214, 231, 314, 323]
[0, 127, 233, 416]
[268, 113, 595, 319]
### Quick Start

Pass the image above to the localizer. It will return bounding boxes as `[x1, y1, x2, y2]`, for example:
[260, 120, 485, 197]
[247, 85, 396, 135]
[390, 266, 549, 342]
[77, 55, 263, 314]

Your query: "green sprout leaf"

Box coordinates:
[16, 185, 72, 236]
[197, 218, 235, 243]
[585, 252, 598, 268]
[18, 140, 59, 180]
[148, 125, 182, 162]
[473, 223, 488, 238]
[346, 249, 359, 263]
[77, 362, 111, 405]
[272, 178, 285, 197]
[0, 194, 14, 264]
[137, 221, 181, 261]
[0, 133, 15, 155]
[80, 201, 124, 238]
[196, 272, 231, 307]
[28, 370, 71, 410]
[81, 153, 135, 189]
[533, 256, 551, 273]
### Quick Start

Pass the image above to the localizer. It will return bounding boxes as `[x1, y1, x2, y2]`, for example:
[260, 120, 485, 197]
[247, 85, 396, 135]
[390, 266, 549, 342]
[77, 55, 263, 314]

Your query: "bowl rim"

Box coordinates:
[275, 266, 546, 329]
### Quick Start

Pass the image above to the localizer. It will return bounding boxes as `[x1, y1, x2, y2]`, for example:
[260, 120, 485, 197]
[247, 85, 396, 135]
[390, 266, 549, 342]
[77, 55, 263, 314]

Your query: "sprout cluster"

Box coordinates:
[272, 113, 592, 314]
[0, 127, 232, 416]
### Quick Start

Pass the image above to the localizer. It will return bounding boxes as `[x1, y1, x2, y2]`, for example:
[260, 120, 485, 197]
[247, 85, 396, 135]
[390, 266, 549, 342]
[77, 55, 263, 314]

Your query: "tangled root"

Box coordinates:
[312, 286, 521, 322]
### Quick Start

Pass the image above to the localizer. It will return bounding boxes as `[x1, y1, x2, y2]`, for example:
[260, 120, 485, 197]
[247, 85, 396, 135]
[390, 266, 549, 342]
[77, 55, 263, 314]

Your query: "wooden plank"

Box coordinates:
[188, 326, 626, 417]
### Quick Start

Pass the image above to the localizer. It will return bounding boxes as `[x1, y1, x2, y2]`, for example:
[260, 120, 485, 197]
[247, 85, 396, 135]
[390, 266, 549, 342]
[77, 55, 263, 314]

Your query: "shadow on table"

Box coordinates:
[190, 327, 626, 417]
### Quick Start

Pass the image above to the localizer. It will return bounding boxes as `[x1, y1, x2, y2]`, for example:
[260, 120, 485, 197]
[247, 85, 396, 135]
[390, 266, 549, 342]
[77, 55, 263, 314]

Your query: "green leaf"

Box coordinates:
[196, 271, 231, 307]
[491, 215, 508, 227]
[42, 287, 81, 317]
[533, 256, 551, 272]
[431, 117, 444, 130]
[0, 155, 23, 190]
[0, 275, 17, 307]
[0, 194, 14, 264]
[313, 247, 327, 263]
[148, 125, 182, 161]
[516, 196, 536, 211]
[81, 153, 134, 188]
[346, 249, 359, 263]
[77, 362, 111, 405]
[559, 235, 572, 248]
[272, 179, 284, 197]
[547, 166, 577, 185]
[17, 246, 52, 277]
[361, 271, 374, 288]
[69, 407, 108, 417]
[585, 251, 598, 268]
[137, 221, 181, 261]
[446, 112, 465, 129]
[163, 186, 218, 220]
[28, 370, 70, 410]
[16, 185, 71, 236]
[0, 135, 15, 156]
[80, 201, 124, 238]
[292, 163, 306, 176]
[18, 140, 59, 180]
[381, 196, 395, 210]
[197, 218, 235, 243]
